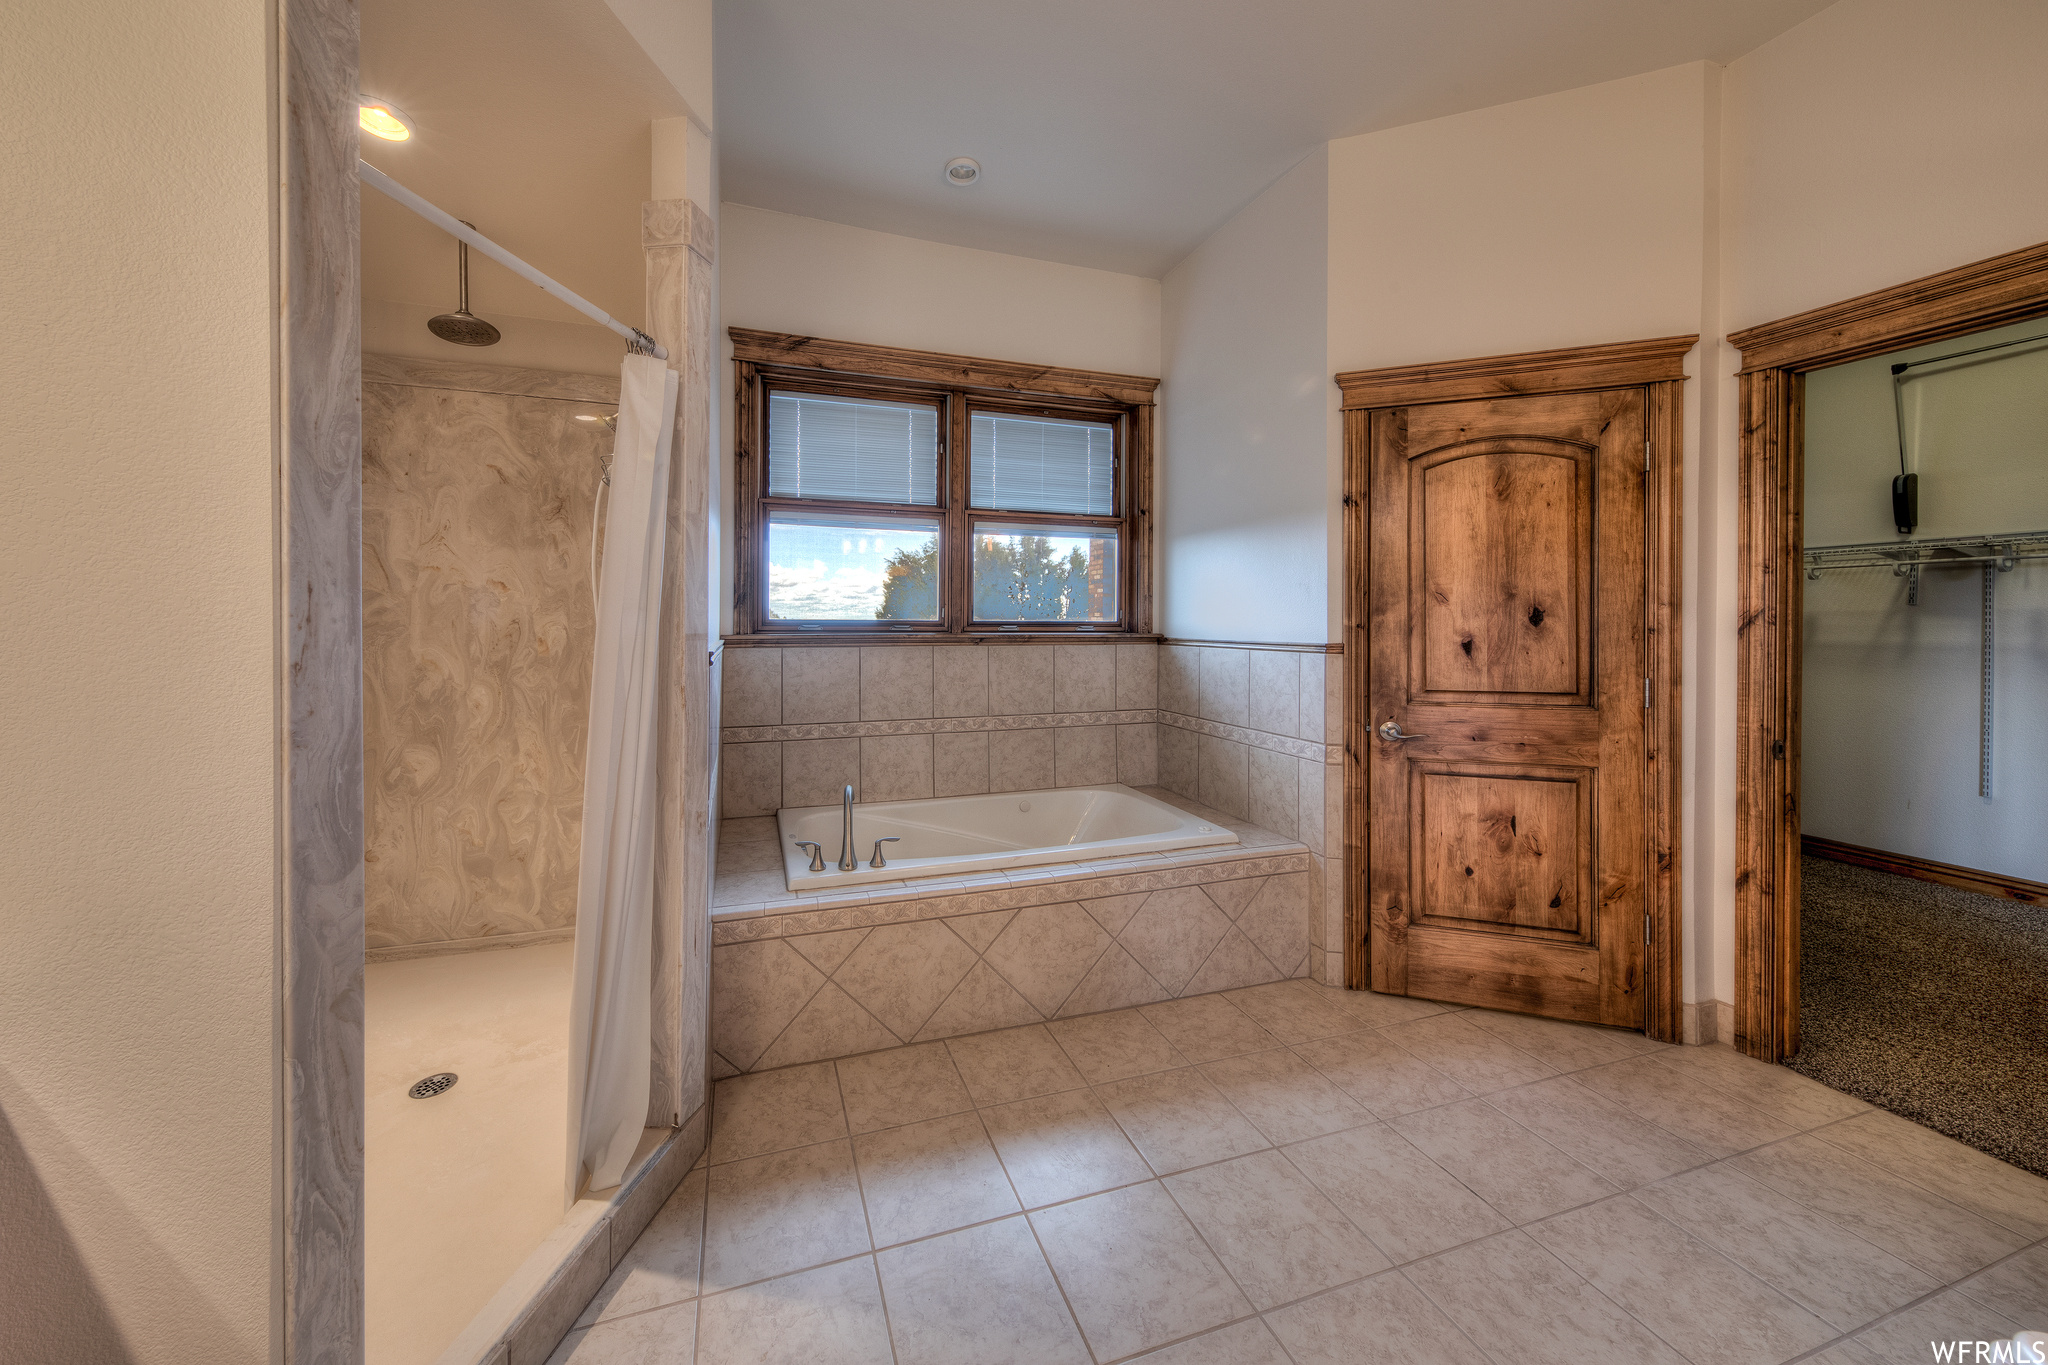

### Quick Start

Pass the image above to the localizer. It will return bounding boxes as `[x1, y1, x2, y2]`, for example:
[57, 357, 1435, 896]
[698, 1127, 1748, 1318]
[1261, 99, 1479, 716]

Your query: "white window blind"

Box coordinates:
[970, 413, 1115, 515]
[768, 392, 939, 505]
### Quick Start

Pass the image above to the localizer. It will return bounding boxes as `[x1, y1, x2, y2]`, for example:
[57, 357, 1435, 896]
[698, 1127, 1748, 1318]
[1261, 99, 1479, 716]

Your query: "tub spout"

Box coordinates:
[838, 784, 857, 871]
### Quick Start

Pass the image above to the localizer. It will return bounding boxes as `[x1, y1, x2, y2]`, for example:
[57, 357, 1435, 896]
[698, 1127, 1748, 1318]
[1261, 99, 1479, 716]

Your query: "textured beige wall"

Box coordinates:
[1158, 150, 1331, 644]
[0, 0, 280, 1359]
[363, 359, 618, 951]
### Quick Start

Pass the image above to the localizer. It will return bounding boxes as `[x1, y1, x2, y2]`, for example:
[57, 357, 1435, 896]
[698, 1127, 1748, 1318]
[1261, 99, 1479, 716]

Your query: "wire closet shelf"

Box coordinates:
[1802, 530, 2048, 801]
[1803, 530, 2048, 580]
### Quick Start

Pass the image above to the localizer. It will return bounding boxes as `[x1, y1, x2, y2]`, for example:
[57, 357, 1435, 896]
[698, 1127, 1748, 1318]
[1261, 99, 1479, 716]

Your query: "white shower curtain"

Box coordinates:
[566, 352, 678, 1202]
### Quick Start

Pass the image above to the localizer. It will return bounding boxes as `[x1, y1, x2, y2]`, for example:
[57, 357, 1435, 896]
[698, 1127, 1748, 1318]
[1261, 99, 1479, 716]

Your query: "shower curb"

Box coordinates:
[434, 1101, 708, 1365]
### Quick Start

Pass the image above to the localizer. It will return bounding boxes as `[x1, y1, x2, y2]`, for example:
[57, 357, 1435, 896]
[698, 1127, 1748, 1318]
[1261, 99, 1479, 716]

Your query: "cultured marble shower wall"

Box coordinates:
[362, 353, 618, 955]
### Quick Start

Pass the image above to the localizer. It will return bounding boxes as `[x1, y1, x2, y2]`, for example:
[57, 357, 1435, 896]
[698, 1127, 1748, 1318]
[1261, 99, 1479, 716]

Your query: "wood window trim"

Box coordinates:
[1337, 335, 1693, 1043]
[1726, 239, 2048, 1062]
[730, 328, 1158, 639]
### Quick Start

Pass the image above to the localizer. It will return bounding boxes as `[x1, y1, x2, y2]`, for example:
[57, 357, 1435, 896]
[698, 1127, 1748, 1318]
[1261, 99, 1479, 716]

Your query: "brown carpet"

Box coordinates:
[1787, 855, 2048, 1177]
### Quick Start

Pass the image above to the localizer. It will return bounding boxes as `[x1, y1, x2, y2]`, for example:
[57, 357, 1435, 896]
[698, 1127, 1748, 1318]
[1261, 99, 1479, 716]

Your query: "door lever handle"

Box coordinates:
[1377, 720, 1428, 742]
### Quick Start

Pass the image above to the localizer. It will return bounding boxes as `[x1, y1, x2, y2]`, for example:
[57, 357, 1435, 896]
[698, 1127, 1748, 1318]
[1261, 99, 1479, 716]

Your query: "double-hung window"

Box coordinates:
[732, 330, 1156, 636]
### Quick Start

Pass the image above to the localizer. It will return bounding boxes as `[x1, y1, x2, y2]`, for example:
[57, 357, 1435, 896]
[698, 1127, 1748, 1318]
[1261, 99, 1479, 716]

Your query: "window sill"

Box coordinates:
[721, 631, 1164, 647]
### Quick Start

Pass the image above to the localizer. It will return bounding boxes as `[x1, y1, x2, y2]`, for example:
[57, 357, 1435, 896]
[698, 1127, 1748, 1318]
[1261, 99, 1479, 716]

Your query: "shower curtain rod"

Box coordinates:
[358, 160, 668, 362]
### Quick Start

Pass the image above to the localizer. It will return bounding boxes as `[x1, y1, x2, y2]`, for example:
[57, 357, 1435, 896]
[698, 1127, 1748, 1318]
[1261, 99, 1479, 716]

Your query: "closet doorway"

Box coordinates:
[1731, 241, 2048, 1177]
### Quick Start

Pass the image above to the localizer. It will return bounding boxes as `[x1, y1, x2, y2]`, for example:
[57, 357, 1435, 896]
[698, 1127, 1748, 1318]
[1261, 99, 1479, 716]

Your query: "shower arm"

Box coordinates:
[358, 160, 668, 361]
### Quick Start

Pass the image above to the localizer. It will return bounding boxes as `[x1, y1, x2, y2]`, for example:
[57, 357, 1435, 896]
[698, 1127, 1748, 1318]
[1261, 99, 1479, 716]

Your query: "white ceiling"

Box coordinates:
[359, 0, 687, 327]
[715, 0, 1834, 277]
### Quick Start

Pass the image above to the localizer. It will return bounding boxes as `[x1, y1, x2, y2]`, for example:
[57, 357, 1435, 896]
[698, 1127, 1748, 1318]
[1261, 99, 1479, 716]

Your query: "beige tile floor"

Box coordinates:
[549, 979, 2048, 1365]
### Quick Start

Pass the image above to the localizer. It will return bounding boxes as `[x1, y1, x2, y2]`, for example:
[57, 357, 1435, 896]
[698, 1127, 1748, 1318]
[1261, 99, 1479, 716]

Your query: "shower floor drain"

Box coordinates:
[408, 1072, 458, 1099]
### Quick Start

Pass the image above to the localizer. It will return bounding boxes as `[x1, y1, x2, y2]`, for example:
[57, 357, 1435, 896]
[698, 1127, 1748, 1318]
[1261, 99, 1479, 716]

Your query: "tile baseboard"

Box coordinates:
[1682, 999, 1736, 1046]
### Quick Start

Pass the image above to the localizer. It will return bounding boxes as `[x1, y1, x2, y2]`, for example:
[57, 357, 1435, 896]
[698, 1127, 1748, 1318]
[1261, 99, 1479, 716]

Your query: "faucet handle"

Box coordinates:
[868, 837, 901, 869]
[792, 840, 826, 873]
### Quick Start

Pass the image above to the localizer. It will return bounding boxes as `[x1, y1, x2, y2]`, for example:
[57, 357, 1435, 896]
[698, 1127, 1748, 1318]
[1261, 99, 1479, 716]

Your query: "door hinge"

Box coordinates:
[1644, 439, 1653, 471]
[1644, 677, 1651, 709]
[1645, 917, 1652, 945]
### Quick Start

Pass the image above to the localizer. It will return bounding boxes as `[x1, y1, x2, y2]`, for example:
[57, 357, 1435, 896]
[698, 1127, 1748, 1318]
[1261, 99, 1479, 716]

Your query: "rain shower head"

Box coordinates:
[428, 223, 501, 347]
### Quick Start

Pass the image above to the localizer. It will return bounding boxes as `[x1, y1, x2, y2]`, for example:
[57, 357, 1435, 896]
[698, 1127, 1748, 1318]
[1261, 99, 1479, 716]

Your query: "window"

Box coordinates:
[732, 330, 1156, 636]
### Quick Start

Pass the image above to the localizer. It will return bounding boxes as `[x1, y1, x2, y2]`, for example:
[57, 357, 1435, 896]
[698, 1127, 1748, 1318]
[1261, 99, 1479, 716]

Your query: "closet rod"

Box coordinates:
[1890, 329, 2048, 375]
[358, 160, 667, 362]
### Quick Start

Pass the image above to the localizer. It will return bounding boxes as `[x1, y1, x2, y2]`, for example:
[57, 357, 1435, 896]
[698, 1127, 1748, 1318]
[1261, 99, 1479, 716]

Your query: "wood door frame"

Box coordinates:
[1337, 336, 1694, 1042]
[1726, 240, 2048, 1061]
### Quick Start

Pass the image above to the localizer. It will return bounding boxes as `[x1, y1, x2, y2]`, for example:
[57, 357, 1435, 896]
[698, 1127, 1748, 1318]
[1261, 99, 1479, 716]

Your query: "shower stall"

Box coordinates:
[356, 179, 717, 1365]
[360, 354, 620, 1364]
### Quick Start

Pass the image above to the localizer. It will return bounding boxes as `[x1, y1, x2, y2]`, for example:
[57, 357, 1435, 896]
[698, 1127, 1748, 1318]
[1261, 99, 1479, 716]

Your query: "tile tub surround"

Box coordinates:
[553, 996, 2048, 1365]
[363, 354, 620, 951]
[708, 791, 1316, 1076]
[1156, 640, 1345, 987]
[719, 638, 1352, 985]
[718, 641, 1168, 819]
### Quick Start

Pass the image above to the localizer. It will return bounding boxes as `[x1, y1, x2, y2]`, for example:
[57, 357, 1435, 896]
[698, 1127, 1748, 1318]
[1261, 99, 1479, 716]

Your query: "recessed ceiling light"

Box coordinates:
[359, 97, 412, 142]
[944, 157, 980, 186]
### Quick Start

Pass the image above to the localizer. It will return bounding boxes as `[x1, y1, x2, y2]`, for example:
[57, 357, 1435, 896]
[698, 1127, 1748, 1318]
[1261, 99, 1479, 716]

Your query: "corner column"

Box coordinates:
[644, 198, 717, 1129]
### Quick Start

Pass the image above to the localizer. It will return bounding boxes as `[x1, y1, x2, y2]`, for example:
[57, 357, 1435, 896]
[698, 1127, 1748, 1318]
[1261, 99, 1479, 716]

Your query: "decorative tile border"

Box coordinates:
[720, 708, 1155, 744]
[719, 707, 1341, 762]
[1158, 708, 1338, 764]
[712, 846, 1313, 943]
[1161, 637, 1343, 655]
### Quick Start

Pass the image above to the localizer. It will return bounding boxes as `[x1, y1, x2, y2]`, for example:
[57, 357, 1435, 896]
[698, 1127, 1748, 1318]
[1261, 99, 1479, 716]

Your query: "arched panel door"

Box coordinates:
[1367, 389, 1648, 1026]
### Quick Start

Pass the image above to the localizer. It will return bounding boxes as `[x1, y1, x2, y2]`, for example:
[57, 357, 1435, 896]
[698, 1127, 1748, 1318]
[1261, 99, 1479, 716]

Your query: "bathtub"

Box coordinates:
[775, 783, 1240, 890]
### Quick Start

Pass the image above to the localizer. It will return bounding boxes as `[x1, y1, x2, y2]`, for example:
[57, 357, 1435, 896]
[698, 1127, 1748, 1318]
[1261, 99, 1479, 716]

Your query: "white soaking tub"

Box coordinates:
[775, 783, 1239, 890]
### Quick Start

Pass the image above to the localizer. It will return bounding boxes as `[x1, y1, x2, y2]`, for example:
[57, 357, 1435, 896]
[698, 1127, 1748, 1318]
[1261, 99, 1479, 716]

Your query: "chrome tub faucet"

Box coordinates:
[838, 784, 857, 871]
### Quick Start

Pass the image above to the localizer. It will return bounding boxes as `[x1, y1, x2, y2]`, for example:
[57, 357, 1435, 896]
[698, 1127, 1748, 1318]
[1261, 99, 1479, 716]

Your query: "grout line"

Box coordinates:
[1091, 1311, 1273, 1365]
[727, 968, 835, 1080]
[865, 1250, 904, 1365]
[1383, 1261, 1518, 1365]
[689, 1152, 711, 1362]
[1151, 1164, 1266, 1323]
[970, 1099, 1106, 1364]
[1017, 1201, 1107, 1365]
[703, 1129, 851, 1169]
[1776, 1239, 2041, 1365]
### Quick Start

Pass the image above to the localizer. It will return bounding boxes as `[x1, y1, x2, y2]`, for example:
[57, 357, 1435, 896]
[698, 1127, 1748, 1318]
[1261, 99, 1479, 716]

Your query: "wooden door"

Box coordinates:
[1366, 388, 1648, 1026]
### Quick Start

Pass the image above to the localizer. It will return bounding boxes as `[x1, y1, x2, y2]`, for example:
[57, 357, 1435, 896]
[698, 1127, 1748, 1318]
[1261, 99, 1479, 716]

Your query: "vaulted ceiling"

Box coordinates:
[716, 0, 1834, 276]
